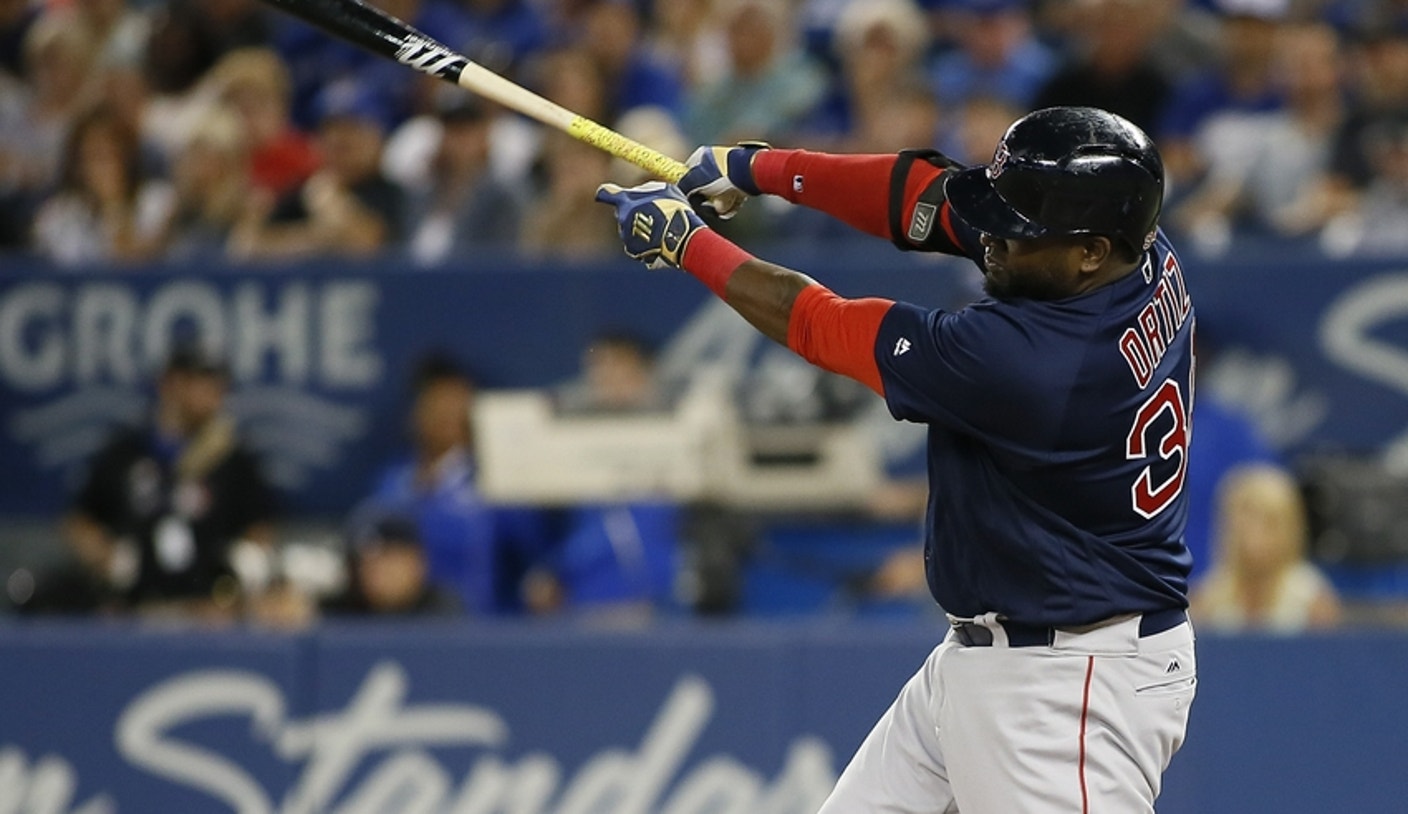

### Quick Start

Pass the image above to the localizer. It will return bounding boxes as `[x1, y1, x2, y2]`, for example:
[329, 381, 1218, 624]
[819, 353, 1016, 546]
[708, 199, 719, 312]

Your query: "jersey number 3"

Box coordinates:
[1126, 379, 1188, 519]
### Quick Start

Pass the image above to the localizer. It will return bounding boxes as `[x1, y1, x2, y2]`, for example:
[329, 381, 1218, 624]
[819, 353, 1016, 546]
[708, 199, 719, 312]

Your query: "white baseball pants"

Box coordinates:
[817, 614, 1196, 813]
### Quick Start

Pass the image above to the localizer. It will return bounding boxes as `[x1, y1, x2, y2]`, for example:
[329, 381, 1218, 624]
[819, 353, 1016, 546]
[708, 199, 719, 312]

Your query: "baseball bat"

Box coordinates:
[258, 0, 688, 183]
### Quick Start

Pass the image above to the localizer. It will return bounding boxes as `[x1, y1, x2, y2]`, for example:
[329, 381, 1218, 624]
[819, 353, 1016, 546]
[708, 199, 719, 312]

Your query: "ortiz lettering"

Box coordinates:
[89, 662, 837, 813]
[1119, 254, 1193, 389]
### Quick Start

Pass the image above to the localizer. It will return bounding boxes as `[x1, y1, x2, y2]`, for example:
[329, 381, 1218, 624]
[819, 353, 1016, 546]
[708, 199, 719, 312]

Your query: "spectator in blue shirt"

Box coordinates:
[578, 0, 684, 123]
[1185, 395, 1279, 583]
[927, 0, 1056, 110]
[524, 332, 682, 622]
[684, 0, 828, 144]
[1157, 0, 1288, 193]
[357, 352, 548, 614]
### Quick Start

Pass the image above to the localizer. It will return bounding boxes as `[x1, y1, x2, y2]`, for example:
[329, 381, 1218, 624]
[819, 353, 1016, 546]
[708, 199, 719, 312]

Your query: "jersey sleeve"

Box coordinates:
[872, 301, 1069, 448]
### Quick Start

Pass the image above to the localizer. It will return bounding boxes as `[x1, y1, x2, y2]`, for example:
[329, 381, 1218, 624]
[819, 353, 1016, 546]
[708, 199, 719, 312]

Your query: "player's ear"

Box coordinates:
[1079, 236, 1113, 273]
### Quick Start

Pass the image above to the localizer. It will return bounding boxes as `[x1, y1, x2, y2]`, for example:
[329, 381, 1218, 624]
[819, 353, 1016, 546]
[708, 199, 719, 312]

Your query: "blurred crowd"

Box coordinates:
[10, 329, 1359, 636]
[22, 336, 707, 627]
[2, 0, 1408, 267]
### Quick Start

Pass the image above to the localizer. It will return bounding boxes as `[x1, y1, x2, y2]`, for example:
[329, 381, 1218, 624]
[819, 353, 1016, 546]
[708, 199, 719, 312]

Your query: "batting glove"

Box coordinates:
[679, 141, 770, 219]
[595, 181, 707, 270]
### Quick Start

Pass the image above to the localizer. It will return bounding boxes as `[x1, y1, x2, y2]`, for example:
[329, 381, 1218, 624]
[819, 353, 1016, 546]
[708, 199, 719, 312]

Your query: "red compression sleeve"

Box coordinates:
[681, 229, 754, 298]
[751, 150, 947, 244]
[787, 284, 893, 397]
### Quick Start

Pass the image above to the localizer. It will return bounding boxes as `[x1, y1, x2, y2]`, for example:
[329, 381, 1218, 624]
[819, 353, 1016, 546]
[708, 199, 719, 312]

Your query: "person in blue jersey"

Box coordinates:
[358, 352, 548, 615]
[595, 107, 1197, 813]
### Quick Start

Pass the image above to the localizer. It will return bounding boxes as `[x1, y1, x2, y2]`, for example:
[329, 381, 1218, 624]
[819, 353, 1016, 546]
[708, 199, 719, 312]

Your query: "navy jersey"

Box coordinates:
[875, 222, 1195, 626]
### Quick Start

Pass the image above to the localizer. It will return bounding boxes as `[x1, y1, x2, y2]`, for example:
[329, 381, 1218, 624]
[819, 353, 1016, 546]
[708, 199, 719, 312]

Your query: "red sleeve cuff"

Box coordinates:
[751, 149, 804, 199]
[750, 150, 898, 239]
[786, 284, 892, 397]
[681, 229, 754, 299]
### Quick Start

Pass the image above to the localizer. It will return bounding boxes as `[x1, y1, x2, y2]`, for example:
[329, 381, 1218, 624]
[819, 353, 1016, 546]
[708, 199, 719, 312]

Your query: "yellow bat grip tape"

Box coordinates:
[568, 116, 687, 183]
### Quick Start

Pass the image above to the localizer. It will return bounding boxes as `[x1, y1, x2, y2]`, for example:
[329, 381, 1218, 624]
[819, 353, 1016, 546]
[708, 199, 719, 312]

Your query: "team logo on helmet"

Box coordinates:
[987, 142, 1011, 180]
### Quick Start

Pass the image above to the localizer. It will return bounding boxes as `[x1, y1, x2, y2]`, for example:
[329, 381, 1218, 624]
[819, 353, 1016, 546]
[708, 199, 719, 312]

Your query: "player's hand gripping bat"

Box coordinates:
[258, 0, 690, 183]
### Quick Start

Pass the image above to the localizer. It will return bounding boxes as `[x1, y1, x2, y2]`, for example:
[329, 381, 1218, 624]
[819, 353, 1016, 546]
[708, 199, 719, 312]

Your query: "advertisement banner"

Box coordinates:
[3, 246, 1408, 516]
[3, 623, 1408, 813]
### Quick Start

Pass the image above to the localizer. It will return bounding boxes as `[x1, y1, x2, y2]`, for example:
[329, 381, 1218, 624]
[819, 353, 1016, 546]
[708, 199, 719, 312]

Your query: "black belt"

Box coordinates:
[951, 608, 1188, 648]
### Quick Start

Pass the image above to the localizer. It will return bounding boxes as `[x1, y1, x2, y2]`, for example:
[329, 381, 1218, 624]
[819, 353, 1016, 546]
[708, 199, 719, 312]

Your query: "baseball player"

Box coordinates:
[595, 106, 1196, 813]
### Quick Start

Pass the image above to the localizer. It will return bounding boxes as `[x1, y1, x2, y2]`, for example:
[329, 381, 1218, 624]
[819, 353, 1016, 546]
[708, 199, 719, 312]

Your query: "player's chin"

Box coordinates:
[981, 263, 1012, 298]
[982, 275, 1013, 300]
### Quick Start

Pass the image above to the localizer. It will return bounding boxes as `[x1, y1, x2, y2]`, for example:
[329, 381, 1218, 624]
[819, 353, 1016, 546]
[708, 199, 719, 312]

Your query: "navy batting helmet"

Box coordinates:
[943, 107, 1165, 254]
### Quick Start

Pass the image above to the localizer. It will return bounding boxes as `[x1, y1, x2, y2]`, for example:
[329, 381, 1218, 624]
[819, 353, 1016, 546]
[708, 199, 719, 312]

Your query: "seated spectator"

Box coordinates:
[336, 0, 483, 126]
[518, 131, 618, 259]
[77, 0, 152, 72]
[401, 96, 524, 265]
[1171, 21, 1346, 245]
[32, 103, 175, 267]
[0, 13, 98, 248]
[945, 93, 1021, 165]
[802, 0, 933, 148]
[162, 104, 254, 259]
[1032, 0, 1174, 137]
[648, 0, 730, 89]
[1184, 391, 1280, 583]
[207, 47, 320, 198]
[63, 342, 279, 621]
[321, 510, 461, 616]
[683, 0, 828, 144]
[448, 0, 548, 77]
[0, 0, 38, 81]
[230, 80, 405, 260]
[554, 331, 670, 414]
[1321, 116, 1408, 255]
[144, 0, 272, 99]
[358, 352, 548, 614]
[1191, 464, 1342, 633]
[607, 105, 690, 185]
[1157, 0, 1288, 195]
[530, 44, 612, 128]
[524, 333, 681, 623]
[927, 0, 1056, 111]
[578, 0, 684, 123]
[1306, 19, 1408, 251]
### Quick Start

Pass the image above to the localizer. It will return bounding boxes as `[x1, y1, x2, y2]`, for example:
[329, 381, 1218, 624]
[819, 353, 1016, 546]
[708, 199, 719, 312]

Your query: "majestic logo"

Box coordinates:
[394, 35, 466, 78]
[988, 142, 1011, 180]
[893, 337, 912, 357]
[792, 175, 804, 194]
[908, 202, 937, 243]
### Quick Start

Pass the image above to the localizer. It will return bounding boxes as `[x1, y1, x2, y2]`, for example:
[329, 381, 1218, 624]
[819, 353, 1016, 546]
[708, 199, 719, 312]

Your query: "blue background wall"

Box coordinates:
[3, 244, 1408, 516]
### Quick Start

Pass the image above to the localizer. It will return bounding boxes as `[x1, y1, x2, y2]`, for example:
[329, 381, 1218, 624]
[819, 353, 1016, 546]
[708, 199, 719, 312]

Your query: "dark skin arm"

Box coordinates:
[720, 258, 815, 345]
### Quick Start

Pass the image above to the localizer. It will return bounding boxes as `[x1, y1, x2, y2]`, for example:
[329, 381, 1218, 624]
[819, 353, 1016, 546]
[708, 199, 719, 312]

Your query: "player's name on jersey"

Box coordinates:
[1119, 252, 1193, 389]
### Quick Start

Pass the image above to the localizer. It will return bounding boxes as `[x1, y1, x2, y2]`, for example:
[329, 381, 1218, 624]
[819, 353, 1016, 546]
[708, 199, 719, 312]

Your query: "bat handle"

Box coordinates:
[566, 117, 688, 183]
